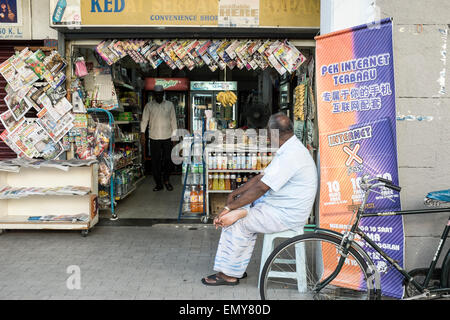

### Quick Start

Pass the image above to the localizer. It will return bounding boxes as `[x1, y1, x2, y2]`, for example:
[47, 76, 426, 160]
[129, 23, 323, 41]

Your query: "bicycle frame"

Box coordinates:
[315, 179, 450, 297]
[359, 210, 450, 295]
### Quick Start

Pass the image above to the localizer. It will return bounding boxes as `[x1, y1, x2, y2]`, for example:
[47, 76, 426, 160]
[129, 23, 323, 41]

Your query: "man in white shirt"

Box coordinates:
[140, 85, 177, 191]
[202, 113, 318, 286]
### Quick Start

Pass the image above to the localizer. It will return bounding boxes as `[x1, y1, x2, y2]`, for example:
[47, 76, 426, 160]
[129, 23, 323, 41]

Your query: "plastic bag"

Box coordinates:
[98, 154, 112, 186]
[93, 123, 111, 158]
[74, 57, 88, 78]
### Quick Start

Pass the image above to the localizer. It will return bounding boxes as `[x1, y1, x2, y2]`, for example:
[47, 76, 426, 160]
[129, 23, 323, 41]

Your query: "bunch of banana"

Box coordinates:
[217, 91, 237, 107]
[294, 84, 306, 121]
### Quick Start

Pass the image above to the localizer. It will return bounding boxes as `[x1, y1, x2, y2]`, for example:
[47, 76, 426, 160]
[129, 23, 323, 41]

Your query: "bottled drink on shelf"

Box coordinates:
[219, 173, 225, 190]
[191, 162, 198, 185]
[217, 153, 223, 170]
[261, 152, 267, 169]
[251, 153, 257, 170]
[198, 186, 204, 212]
[225, 174, 231, 190]
[227, 153, 233, 170]
[242, 174, 248, 185]
[190, 186, 199, 213]
[208, 174, 213, 190]
[183, 189, 191, 212]
[256, 152, 262, 170]
[212, 153, 218, 170]
[236, 153, 241, 170]
[230, 174, 237, 190]
[240, 153, 246, 170]
[246, 152, 251, 170]
[208, 153, 214, 170]
[213, 173, 219, 190]
[236, 174, 242, 188]
[232, 153, 238, 169]
[221, 153, 227, 171]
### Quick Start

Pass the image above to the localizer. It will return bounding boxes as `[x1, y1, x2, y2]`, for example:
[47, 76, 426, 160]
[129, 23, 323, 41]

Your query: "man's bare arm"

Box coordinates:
[226, 174, 263, 206]
[227, 178, 270, 211]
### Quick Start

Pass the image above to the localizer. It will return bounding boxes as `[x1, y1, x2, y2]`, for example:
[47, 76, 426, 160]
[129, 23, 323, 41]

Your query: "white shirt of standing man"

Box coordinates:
[140, 85, 177, 141]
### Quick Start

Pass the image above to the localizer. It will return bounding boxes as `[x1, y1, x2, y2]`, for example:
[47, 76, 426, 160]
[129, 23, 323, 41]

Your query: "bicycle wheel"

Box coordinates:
[260, 233, 377, 300]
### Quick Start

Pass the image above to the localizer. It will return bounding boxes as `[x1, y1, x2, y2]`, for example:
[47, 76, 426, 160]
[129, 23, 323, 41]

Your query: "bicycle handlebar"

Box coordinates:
[376, 177, 402, 192]
[362, 176, 402, 192]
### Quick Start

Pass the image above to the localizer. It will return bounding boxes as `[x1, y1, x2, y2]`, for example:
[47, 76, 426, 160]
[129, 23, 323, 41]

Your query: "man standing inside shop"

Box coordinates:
[140, 85, 177, 192]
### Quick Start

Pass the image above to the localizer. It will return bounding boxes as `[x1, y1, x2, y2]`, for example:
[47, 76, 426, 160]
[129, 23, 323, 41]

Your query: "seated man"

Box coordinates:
[202, 112, 318, 286]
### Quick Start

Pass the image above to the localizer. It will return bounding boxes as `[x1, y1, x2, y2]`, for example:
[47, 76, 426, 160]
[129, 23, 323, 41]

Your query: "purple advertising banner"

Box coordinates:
[316, 18, 404, 298]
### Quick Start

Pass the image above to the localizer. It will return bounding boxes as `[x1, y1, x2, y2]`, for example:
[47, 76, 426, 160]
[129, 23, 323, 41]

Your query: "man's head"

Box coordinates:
[267, 112, 294, 145]
[153, 85, 164, 104]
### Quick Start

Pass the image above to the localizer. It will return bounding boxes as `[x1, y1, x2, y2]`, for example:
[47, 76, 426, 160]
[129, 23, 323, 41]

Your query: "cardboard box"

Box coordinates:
[209, 193, 228, 217]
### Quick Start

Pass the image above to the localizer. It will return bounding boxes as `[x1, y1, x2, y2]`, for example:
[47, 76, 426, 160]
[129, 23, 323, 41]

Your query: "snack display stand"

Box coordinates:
[87, 108, 116, 220]
[0, 161, 99, 237]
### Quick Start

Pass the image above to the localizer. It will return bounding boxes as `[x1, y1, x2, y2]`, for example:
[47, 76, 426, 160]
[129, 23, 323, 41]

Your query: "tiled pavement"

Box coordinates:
[0, 224, 263, 300]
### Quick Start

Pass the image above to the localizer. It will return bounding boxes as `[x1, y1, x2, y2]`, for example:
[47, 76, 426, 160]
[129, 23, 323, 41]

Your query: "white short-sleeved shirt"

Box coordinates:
[140, 99, 177, 140]
[259, 135, 318, 228]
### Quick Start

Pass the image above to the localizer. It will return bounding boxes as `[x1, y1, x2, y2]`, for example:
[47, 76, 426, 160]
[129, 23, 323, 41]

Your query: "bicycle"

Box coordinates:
[259, 176, 450, 300]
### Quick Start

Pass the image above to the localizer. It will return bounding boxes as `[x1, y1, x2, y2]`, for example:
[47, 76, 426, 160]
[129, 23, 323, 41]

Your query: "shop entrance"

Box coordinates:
[69, 39, 317, 223]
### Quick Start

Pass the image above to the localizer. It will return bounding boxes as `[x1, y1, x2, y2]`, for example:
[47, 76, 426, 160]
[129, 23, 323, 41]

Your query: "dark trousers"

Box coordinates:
[150, 138, 173, 186]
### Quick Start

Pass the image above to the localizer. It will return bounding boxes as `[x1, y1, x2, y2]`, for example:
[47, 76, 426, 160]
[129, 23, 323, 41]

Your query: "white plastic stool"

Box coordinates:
[258, 229, 307, 293]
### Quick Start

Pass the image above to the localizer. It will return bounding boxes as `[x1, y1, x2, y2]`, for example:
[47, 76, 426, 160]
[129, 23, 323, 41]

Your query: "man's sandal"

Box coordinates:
[201, 274, 240, 286]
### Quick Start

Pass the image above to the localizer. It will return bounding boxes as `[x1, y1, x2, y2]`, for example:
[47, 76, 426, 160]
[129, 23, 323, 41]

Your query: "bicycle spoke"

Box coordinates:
[261, 234, 374, 300]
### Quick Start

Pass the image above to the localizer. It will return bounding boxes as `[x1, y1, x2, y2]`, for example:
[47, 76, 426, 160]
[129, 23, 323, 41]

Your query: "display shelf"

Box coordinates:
[208, 190, 233, 193]
[134, 176, 146, 185]
[113, 81, 134, 90]
[207, 170, 264, 173]
[115, 185, 137, 201]
[0, 191, 93, 199]
[115, 139, 139, 143]
[115, 121, 140, 125]
[115, 160, 136, 171]
[0, 164, 99, 234]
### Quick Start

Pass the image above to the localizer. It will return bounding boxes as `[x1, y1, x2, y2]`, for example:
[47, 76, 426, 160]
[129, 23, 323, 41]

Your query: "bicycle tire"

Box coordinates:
[260, 233, 378, 300]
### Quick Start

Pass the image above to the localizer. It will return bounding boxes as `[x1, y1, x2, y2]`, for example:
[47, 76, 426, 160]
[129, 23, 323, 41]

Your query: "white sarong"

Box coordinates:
[213, 203, 296, 278]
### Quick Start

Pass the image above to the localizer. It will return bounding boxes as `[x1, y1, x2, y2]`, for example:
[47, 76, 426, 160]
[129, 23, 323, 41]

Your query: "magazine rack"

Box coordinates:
[0, 163, 99, 237]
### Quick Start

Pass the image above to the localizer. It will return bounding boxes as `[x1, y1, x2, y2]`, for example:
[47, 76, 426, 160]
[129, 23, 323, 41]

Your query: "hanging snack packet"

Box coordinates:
[93, 123, 111, 157]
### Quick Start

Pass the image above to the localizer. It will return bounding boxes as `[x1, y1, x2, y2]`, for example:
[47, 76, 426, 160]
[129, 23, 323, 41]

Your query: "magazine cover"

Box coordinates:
[0, 130, 25, 159]
[9, 97, 33, 121]
[0, 109, 25, 133]
[43, 50, 67, 76]
[0, 57, 23, 91]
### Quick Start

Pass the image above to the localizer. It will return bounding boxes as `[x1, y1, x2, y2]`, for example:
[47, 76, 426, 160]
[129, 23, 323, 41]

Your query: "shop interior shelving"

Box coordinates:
[205, 144, 278, 219]
[0, 163, 99, 236]
[111, 75, 145, 205]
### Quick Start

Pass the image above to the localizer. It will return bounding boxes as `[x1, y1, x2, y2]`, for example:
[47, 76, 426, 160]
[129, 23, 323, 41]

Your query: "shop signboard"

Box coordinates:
[145, 78, 189, 91]
[190, 81, 237, 91]
[315, 18, 404, 298]
[218, 0, 259, 27]
[50, 0, 320, 28]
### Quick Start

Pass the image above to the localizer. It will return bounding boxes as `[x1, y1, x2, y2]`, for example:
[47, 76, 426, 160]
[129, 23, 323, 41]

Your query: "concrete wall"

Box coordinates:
[321, 0, 450, 270]
[31, 0, 58, 40]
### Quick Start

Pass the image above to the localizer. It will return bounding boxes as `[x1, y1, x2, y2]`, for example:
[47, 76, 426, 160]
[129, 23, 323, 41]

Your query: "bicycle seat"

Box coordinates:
[426, 189, 450, 202]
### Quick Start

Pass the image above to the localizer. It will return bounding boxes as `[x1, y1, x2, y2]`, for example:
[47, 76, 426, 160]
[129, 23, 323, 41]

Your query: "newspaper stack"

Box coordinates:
[95, 39, 306, 75]
[0, 48, 76, 160]
[0, 186, 91, 199]
[0, 159, 98, 173]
